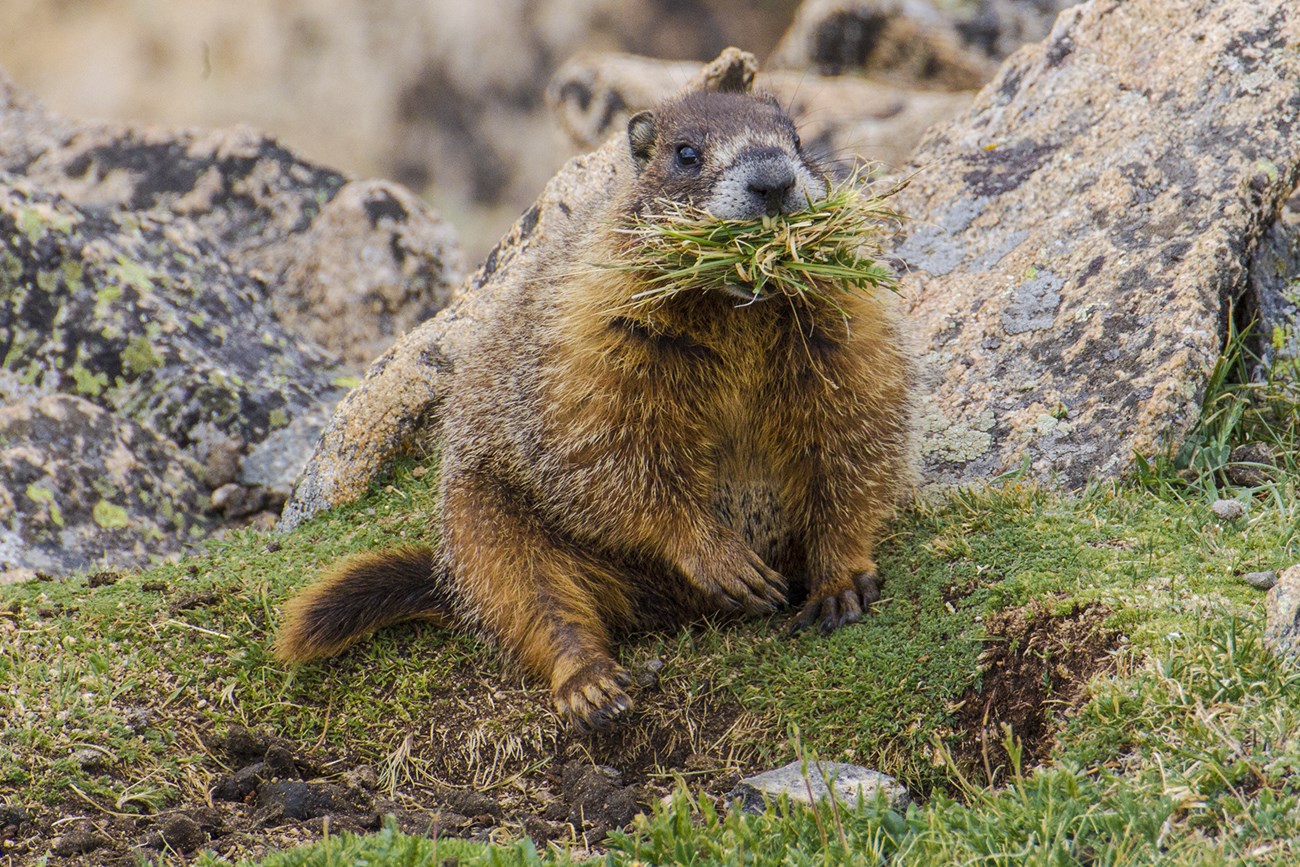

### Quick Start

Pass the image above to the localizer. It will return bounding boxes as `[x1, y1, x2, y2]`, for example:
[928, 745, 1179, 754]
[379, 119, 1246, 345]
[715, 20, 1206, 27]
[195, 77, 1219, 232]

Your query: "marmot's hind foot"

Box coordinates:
[789, 571, 881, 636]
[554, 659, 633, 732]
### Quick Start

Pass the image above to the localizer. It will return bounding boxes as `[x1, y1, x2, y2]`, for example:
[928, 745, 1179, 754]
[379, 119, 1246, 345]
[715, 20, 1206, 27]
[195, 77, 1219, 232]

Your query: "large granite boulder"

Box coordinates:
[894, 0, 1300, 486]
[768, 0, 998, 88]
[0, 71, 465, 572]
[1, 75, 465, 370]
[285, 0, 1300, 525]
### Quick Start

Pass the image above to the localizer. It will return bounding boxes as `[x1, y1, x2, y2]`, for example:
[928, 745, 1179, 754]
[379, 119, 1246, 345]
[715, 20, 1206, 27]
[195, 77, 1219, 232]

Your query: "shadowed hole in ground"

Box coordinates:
[950, 599, 1120, 786]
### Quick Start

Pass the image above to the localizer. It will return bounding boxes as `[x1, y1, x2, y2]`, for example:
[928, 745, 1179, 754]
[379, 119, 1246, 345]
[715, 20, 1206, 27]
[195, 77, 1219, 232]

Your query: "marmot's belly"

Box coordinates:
[711, 478, 792, 570]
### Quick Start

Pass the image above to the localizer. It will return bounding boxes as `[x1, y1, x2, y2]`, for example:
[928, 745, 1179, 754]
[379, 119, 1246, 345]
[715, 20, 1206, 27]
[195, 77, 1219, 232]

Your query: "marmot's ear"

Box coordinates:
[628, 111, 656, 169]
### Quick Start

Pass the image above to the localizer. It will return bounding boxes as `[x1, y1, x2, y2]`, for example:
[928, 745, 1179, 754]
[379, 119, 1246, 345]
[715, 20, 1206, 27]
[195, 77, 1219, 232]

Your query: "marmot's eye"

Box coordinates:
[793, 133, 802, 151]
[675, 144, 701, 167]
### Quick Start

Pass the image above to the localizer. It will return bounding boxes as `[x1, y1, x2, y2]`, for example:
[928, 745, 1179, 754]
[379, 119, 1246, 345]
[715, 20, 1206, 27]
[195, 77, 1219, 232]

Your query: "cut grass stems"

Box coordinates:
[615, 173, 905, 311]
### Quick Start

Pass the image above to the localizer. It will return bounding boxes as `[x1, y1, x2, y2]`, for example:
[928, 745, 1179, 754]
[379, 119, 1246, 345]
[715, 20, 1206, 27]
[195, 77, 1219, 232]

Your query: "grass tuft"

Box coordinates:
[1135, 309, 1300, 502]
[613, 172, 904, 310]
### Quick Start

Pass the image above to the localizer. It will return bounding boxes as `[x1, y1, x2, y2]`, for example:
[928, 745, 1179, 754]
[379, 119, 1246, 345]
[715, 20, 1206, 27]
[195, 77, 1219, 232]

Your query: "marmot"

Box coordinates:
[276, 90, 915, 731]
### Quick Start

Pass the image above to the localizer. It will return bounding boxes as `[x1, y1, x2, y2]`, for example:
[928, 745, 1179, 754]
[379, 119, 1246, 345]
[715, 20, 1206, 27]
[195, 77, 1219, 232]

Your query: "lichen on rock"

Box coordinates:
[0, 395, 212, 576]
[893, 0, 1300, 487]
[0, 68, 465, 572]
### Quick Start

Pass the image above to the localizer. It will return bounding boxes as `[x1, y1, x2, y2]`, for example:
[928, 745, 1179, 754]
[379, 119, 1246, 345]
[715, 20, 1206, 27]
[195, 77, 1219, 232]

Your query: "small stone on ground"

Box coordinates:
[1211, 499, 1246, 521]
[1245, 571, 1278, 590]
[730, 761, 910, 814]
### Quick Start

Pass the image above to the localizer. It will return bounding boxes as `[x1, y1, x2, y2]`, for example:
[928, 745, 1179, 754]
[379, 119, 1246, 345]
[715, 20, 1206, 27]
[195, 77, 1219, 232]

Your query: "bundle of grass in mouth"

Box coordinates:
[616, 174, 905, 312]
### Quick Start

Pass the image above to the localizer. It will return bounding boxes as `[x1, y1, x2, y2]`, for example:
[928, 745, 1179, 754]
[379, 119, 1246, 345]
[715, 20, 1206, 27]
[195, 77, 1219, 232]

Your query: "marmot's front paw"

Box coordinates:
[687, 540, 787, 614]
[553, 659, 633, 732]
[789, 571, 880, 635]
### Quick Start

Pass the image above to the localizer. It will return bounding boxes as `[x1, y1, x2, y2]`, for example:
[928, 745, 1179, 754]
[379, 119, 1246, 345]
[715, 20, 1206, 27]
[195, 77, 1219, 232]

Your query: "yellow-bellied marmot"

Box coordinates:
[276, 89, 915, 731]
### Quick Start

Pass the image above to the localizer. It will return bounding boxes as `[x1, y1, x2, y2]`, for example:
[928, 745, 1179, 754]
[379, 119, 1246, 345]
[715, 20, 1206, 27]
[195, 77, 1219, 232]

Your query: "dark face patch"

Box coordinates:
[624, 92, 819, 217]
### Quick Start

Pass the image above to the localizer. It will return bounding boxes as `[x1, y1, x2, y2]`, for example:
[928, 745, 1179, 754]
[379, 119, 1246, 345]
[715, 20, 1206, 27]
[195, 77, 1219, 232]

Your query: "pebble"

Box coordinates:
[1211, 499, 1245, 520]
[1244, 571, 1278, 590]
[730, 761, 910, 814]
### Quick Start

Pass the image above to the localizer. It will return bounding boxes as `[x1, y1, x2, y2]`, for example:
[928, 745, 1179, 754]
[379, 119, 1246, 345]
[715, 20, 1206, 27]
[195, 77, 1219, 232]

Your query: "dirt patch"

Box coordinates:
[3, 636, 765, 865]
[951, 600, 1119, 784]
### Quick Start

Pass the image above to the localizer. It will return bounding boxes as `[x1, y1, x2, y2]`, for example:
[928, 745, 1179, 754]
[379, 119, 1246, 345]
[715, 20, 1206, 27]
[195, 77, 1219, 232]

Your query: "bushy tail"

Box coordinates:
[274, 546, 455, 662]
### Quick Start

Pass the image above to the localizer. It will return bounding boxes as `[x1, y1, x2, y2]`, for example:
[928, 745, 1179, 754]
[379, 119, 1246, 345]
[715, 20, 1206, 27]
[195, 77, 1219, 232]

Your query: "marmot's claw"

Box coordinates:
[689, 540, 786, 613]
[554, 660, 634, 732]
[853, 571, 881, 606]
[789, 572, 879, 636]
[733, 549, 786, 613]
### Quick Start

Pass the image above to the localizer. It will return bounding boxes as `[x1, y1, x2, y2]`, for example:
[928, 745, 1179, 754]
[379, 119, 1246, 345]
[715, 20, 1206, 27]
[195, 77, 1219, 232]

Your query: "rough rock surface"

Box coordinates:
[0, 0, 800, 260]
[268, 180, 464, 368]
[0, 70, 464, 571]
[286, 9, 1300, 520]
[1245, 187, 1300, 377]
[768, 0, 999, 89]
[0, 176, 340, 454]
[770, 0, 1079, 77]
[548, 51, 973, 170]
[0, 395, 212, 577]
[1245, 571, 1279, 591]
[1, 73, 465, 369]
[893, 0, 1300, 487]
[730, 761, 910, 813]
[281, 50, 757, 529]
[1265, 565, 1300, 663]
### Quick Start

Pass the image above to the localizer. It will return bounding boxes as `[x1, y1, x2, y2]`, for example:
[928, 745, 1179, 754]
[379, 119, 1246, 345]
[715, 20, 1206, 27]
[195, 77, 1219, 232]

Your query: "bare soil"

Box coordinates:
[951, 600, 1120, 784]
[4, 633, 762, 866]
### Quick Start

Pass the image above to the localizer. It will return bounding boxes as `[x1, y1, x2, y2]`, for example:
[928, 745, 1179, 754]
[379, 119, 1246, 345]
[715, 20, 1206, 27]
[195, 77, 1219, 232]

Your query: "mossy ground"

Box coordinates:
[3, 444, 1298, 864]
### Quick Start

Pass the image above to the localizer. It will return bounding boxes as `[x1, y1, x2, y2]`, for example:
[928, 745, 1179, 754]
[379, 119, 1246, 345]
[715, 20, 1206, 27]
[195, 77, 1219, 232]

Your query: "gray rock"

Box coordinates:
[768, 0, 997, 89]
[1245, 188, 1300, 379]
[1245, 571, 1279, 591]
[0, 68, 464, 570]
[0, 395, 213, 574]
[894, 0, 1300, 488]
[240, 400, 337, 499]
[731, 761, 910, 813]
[1265, 565, 1300, 663]
[1211, 499, 1246, 521]
[0, 176, 343, 453]
[264, 180, 465, 369]
[771, 0, 1081, 75]
[203, 437, 244, 490]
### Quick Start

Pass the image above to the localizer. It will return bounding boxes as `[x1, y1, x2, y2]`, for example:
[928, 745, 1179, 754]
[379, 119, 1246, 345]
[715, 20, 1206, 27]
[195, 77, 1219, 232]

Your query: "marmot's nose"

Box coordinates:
[746, 158, 797, 216]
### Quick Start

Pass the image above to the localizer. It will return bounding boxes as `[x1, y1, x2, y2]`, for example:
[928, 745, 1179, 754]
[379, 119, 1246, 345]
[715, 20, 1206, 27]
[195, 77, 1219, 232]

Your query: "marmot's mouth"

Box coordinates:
[614, 171, 904, 313]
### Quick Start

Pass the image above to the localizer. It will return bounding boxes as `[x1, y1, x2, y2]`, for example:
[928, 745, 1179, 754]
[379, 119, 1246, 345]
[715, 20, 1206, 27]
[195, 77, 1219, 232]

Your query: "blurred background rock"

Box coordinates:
[0, 0, 1072, 260]
[0, 0, 803, 260]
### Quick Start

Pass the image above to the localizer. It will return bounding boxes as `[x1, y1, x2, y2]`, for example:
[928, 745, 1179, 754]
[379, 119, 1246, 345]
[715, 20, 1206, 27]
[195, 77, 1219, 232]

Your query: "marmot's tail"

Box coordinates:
[274, 546, 455, 663]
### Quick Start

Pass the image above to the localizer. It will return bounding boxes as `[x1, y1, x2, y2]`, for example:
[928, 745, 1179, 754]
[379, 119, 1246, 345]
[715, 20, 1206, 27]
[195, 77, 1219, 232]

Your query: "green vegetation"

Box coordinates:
[2, 319, 1298, 865]
[614, 173, 901, 309]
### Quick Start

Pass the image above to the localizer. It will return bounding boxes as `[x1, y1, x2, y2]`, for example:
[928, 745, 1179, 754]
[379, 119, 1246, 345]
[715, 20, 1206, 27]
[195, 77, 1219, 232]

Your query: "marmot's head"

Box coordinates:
[625, 91, 828, 220]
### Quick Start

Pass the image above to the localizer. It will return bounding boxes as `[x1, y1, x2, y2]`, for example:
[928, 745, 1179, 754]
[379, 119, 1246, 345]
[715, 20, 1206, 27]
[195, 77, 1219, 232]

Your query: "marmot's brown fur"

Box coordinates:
[276, 90, 915, 731]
